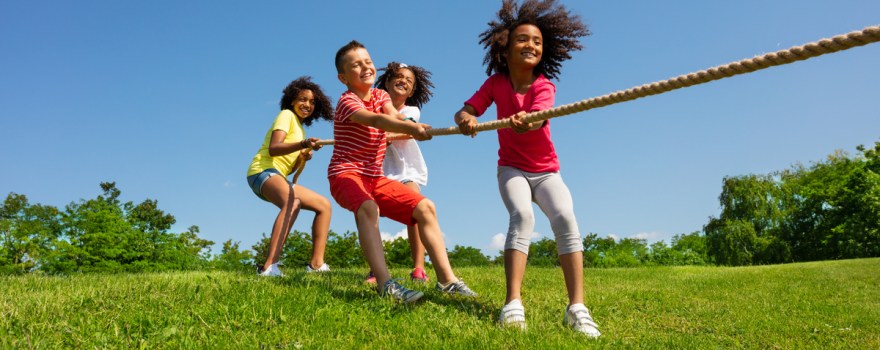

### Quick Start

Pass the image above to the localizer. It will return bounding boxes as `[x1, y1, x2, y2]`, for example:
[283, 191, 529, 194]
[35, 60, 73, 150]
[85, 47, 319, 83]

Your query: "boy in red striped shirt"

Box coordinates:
[328, 40, 477, 303]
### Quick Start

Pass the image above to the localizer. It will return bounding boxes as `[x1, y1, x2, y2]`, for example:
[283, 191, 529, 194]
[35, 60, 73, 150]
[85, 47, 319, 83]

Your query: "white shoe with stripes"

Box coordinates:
[499, 299, 526, 329]
[564, 303, 600, 338]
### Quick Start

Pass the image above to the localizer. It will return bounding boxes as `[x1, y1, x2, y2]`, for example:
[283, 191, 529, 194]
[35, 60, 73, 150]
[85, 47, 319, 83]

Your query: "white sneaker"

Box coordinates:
[564, 303, 600, 338]
[259, 263, 284, 277]
[306, 263, 330, 273]
[499, 299, 526, 329]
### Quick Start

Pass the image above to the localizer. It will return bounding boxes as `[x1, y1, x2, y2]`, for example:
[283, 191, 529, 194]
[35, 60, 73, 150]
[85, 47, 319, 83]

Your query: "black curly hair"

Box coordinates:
[279, 76, 333, 127]
[479, 0, 589, 80]
[374, 62, 434, 109]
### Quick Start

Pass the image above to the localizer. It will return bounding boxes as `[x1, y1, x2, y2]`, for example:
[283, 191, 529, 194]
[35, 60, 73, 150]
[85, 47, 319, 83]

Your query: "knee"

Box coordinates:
[356, 200, 379, 221]
[315, 196, 332, 214]
[509, 210, 535, 229]
[413, 199, 436, 220]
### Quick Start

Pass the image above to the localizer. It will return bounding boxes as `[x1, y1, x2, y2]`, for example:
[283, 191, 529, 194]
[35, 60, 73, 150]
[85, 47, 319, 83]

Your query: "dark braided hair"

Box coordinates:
[479, 0, 589, 80]
[374, 62, 434, 108]
[279, 76, 333, 127]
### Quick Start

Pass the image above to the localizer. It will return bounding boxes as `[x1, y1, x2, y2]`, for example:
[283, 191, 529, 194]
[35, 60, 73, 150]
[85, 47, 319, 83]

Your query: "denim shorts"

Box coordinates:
[246, 169, 292, 202]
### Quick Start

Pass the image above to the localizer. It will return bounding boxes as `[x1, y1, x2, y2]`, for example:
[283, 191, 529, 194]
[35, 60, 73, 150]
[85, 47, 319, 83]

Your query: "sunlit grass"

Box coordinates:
[2, 259, 878, 349]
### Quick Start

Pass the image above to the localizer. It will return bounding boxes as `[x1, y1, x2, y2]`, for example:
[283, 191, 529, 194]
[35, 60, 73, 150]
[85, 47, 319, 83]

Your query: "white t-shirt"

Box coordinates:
[383, 106, 428, 186]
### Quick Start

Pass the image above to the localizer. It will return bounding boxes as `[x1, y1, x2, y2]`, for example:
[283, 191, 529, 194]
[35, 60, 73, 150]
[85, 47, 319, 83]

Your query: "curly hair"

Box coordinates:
[374, 62, 434, 108]
[279, 76, 333, 127]
[479, 0, 589, 80]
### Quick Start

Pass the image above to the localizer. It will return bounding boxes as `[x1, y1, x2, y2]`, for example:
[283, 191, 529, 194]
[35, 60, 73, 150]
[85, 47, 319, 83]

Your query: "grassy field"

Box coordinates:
[1, 258, 878, 349]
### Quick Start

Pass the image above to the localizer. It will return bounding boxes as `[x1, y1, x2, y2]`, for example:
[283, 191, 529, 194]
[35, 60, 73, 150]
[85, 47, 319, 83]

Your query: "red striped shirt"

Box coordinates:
[328, 88, 391, 178]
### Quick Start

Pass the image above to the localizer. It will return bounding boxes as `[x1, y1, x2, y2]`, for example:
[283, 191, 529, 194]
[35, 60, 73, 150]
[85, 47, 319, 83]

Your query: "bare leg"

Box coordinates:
[404, 182, 425, 271]
[296, 184, 332, 268]
[504, 249, 528, 304]
[412, 199, 456, 284]
[356, 200, 391, 286]
[559, 252, 584, 305]
[261, 176, 302, 271]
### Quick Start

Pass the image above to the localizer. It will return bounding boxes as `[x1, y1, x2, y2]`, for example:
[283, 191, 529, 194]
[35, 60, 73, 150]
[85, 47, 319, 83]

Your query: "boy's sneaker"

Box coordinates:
[259, 263, 283, 277]
[436, 279, 478, 297]
[364, 271, 377, 284]
[380, 279, 423, 303]
[564, 303, 601, 338]
[306, 263, 330, 273]
[410, 267, 429, 283]
[499, 299, 526, 329]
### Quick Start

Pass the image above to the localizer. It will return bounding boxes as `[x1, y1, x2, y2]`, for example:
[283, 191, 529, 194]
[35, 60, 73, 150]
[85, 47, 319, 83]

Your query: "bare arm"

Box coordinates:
[349, 109, 432, 141]
[268, 130, 322, 157]
[454, 105, 479, 138]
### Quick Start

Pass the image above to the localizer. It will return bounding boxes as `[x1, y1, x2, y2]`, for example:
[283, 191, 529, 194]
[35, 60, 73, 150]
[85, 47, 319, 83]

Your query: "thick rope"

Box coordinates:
[290, 152, 307, 184]
[316, 25, 879, 146]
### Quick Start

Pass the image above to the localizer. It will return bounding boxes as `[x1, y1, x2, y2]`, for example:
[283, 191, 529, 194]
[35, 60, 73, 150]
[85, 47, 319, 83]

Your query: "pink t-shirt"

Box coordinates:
[464, 73, 560, 173]
[328, 88, 392, 178]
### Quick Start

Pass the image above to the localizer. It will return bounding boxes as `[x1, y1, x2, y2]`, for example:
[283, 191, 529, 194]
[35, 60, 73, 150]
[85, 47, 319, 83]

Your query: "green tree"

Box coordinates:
[213, 239, 253, 271]
[528, 237, 558, 267]
[0, 193, 62, 274]
[384, 237, 414, 268]
[670, 231, 708, 265]
[325, 230, 365, 268]
[448, 245, 491, 267]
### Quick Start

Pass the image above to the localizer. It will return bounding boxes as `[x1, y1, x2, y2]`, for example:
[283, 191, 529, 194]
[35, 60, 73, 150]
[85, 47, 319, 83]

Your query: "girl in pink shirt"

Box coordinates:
[454, 0, 600, 337]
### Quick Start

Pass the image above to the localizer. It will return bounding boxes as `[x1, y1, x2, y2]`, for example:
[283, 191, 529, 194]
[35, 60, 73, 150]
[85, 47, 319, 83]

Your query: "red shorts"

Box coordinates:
[329, 173, 425, 225]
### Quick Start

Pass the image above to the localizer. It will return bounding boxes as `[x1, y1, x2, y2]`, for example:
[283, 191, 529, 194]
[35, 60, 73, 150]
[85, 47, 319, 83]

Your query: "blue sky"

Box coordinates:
[1, 1, 878, 257]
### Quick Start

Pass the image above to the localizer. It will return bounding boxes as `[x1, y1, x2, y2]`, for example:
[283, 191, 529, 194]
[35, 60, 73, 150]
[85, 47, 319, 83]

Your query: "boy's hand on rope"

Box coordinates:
[510, 111, 534, 134]
[411, 123, 433, 141]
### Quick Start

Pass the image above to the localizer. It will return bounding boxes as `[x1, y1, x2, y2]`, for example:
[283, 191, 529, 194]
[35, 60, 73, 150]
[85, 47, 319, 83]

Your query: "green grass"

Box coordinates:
[2, 259, 878, 349]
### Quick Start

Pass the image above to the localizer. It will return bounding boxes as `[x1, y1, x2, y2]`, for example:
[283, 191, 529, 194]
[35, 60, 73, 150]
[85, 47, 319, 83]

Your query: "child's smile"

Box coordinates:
[507, 24, 543, 68]
[387, 68, 415, 100]
[292, 89, 315, 119]
[339, 47, 377, 91]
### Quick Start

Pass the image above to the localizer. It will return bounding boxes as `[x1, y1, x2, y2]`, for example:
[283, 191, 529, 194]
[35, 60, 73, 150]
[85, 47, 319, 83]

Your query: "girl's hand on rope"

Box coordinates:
[457, 116, 478, 138]
[510, 111, 533, 134]
[301, 137, 322, 151]
[303, 148, 313, 161]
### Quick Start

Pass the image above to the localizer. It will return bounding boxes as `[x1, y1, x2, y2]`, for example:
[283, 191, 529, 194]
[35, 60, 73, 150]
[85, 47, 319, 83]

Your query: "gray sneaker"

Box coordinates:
[381, 279, 424, 303]
[436, 280, 478, 297]
[564, 303, 601, 338]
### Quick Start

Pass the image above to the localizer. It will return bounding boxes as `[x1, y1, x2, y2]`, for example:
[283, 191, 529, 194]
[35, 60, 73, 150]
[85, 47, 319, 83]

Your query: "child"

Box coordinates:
[330, 40, 476, 303]
[362, 62, 435, 284]
[247, 76, 335, 277]
[453, 0, 599, 337]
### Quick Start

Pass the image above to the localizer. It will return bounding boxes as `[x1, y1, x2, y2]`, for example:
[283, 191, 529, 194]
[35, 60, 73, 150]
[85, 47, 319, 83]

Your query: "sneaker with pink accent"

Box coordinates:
[410, 267, 429, 283]
[364, 271, 377, 284]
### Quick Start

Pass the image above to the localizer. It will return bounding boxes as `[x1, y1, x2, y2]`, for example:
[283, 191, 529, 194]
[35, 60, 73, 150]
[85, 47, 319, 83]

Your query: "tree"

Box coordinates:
[528, 237, 558, 267]
[212, 239, 253, 271]
[0, 193, 62, 274]
[448, 245, 491, 267]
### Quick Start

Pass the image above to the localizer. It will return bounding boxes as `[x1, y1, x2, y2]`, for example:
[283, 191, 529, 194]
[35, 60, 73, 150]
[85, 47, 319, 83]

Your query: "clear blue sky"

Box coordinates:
[2, 1, 878, 257]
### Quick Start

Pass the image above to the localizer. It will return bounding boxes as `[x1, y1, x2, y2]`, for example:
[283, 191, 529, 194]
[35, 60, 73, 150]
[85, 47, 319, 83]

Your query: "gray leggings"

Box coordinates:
[497, 166, 584, 255]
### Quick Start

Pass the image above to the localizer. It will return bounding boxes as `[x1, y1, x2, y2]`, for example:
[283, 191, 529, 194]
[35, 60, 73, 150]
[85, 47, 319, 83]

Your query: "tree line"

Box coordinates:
[2, 141, 877, 274]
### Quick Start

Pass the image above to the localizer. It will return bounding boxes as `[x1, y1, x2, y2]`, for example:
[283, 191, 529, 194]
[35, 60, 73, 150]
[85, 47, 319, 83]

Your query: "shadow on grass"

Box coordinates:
[265, 270, 498, 321]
